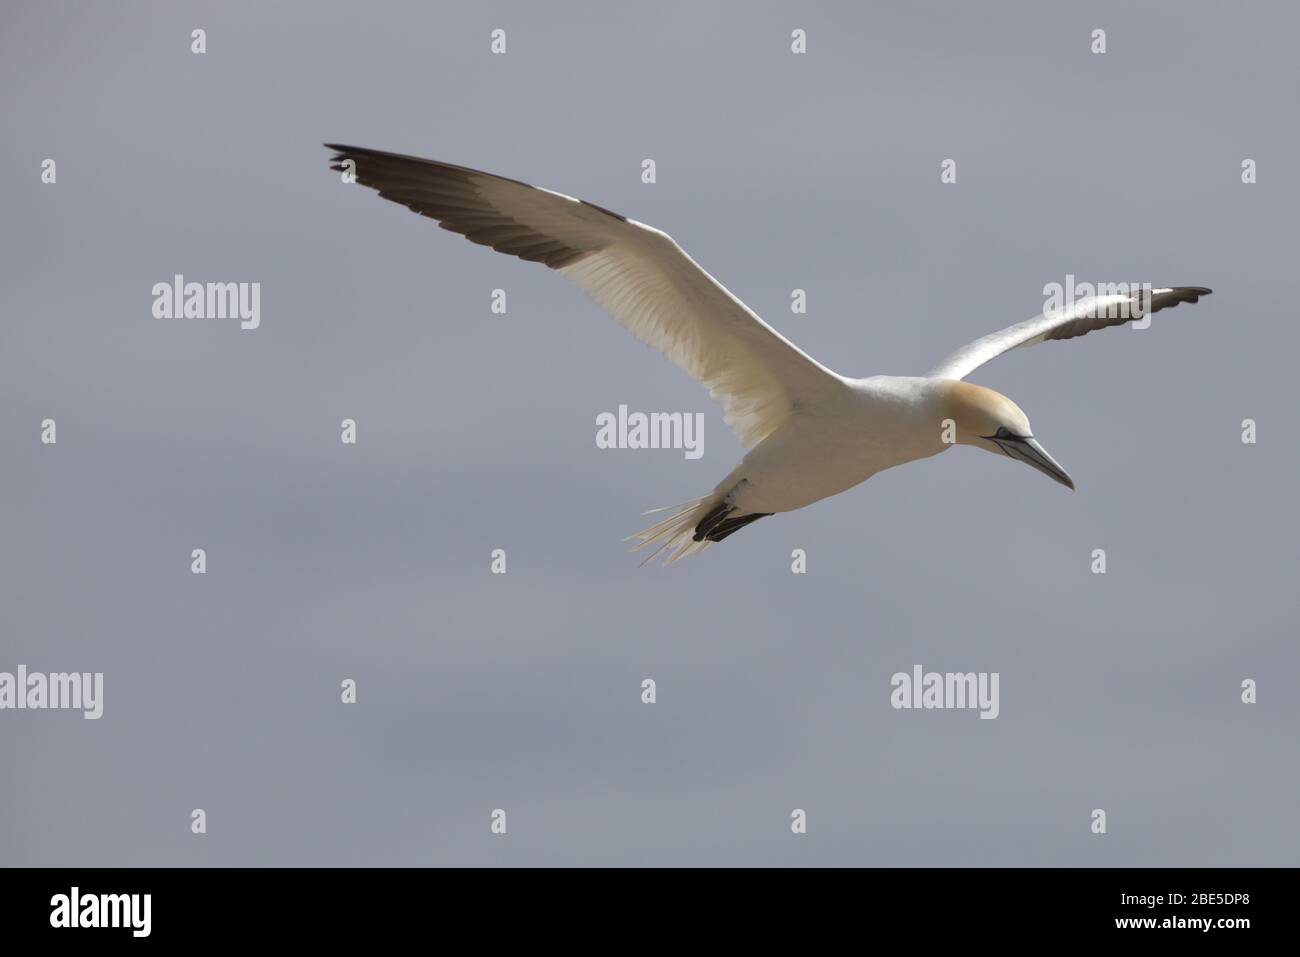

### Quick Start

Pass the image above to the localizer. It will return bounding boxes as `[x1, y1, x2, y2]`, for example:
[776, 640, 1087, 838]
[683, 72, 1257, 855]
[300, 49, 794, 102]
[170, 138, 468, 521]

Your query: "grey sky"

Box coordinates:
[2, 0, 1297, 866]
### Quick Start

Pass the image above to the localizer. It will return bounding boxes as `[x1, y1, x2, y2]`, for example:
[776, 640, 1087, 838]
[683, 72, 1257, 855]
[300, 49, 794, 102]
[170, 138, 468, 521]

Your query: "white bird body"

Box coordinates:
[327, 145, 1211, 563]
[720, 376, 948, 516]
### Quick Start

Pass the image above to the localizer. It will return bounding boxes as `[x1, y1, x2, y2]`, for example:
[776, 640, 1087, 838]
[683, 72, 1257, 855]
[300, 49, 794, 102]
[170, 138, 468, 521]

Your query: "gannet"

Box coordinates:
[326, 145, 1211, 564]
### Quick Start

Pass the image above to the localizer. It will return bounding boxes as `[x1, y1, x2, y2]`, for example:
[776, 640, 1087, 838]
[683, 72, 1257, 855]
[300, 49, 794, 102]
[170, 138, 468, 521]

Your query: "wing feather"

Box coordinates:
[327, 144, 843, 446]
[928, 286, 1211, 380]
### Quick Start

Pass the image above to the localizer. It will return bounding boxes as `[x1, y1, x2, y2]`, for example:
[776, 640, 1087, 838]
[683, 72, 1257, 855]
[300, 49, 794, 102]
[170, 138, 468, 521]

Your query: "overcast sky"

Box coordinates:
[2, 0, 1297, 866]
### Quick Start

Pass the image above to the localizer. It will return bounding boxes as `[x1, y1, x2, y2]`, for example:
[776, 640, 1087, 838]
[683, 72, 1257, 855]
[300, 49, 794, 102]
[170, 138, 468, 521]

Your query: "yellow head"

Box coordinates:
[940, 381, 1075, 490]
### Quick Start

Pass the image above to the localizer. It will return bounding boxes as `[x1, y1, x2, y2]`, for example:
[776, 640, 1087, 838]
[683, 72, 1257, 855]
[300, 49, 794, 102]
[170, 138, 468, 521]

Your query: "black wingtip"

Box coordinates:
[1161, 286, 1212, 307]
[324, 143, 391, 162]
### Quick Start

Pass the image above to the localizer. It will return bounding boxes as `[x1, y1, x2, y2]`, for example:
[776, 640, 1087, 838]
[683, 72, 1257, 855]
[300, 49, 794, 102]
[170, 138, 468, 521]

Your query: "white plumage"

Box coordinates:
[327, 145, 1211, 564]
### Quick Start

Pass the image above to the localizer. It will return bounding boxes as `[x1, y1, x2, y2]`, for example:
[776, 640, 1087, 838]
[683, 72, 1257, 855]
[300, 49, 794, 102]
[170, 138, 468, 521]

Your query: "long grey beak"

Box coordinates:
[997, 435, 1075, 490]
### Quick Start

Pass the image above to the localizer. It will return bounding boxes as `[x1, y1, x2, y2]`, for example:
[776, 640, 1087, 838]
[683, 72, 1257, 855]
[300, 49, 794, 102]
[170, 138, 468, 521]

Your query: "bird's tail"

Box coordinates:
[625, 497, 716, 566]
[625, 490, 773, 566]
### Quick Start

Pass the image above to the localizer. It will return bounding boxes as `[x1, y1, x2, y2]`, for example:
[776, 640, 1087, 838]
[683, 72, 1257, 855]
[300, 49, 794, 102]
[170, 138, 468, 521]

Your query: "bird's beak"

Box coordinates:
[996, 435, 1075, 491]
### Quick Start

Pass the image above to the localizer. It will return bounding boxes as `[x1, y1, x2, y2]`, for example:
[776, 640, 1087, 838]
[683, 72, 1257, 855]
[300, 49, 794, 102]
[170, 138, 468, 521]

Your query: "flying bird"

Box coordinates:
[326, 145, 1211, 564]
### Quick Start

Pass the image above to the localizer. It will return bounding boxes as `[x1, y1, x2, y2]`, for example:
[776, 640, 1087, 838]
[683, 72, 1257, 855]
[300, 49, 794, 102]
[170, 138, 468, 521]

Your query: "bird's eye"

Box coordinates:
[994, 426, 1011, 439]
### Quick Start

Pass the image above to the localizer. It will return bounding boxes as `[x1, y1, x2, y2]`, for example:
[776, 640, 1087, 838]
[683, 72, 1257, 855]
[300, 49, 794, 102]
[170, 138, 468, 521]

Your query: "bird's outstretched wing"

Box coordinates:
[326, 145, 843, 448]
[927, 286, 1212, 381]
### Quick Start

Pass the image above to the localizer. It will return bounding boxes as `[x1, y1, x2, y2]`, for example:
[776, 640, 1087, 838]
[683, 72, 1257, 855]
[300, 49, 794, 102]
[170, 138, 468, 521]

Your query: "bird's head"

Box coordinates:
[940, 380, 1075, 491]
